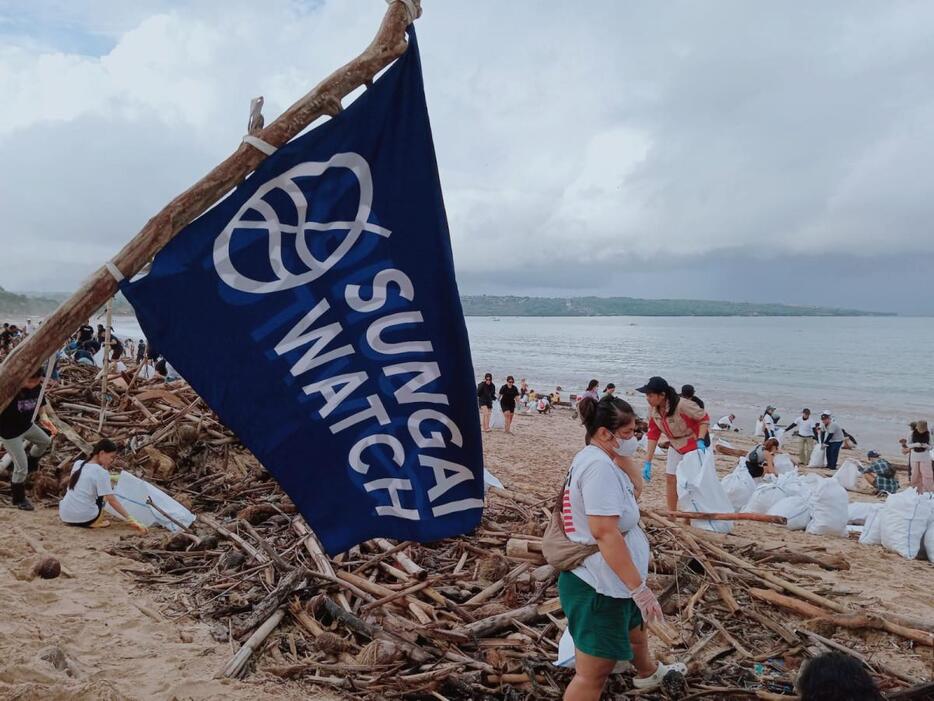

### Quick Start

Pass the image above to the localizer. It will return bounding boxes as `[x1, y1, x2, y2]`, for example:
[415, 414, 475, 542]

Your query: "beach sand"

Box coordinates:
[0, 506, 323, 701]
[0, 405, 931, 696]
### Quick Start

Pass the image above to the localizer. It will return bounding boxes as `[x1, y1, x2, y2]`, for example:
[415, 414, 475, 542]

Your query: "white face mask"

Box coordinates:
[614, 436, 639, 457]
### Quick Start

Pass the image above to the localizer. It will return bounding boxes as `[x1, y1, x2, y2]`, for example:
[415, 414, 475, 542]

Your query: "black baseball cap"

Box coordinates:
[637, 376, 669, 394]
[867, 450, 881, 459]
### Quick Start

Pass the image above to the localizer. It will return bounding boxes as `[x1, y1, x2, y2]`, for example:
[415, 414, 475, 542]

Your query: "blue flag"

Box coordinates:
[121, 29, 483, 554]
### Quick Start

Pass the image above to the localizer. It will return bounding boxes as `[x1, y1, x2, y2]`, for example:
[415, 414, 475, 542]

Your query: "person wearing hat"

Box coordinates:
[0, 366, 52, 510]
[637, 376, 709, 512]
[818, 411, 845, 470]
[858, 451, 899, 495]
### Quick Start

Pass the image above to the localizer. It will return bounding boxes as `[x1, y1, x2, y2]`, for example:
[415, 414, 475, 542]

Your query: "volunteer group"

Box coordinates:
[537, 375, 889, 700]
[1, 319, 152, 530]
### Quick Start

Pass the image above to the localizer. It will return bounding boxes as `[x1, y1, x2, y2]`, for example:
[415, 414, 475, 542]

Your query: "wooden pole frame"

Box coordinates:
[0, 0, 420, 410]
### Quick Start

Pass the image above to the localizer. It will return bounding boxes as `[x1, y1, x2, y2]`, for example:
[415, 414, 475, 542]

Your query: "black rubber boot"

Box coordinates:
[27, 455, 40, 474]
[11, 483, 34, 511]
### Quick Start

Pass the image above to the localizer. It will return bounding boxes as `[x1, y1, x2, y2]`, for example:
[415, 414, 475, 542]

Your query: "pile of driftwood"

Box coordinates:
[6, 358, 934, 700]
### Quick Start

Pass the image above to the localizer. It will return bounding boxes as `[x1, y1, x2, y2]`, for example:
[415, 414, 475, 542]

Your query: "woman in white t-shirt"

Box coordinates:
[59, 439, 146, 532]
[559, 395, 685, 699]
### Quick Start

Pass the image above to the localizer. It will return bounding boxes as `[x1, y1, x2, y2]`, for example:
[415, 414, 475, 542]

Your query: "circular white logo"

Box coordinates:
[213, 152, 390, 293]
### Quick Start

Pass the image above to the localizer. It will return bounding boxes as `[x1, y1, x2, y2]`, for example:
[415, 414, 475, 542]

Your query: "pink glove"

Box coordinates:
[631, 583, 664, 623]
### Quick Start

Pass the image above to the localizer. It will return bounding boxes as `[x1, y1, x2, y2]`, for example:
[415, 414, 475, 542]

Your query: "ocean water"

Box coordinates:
[108, 314, 931, 451]
[463, 316, 932, 452]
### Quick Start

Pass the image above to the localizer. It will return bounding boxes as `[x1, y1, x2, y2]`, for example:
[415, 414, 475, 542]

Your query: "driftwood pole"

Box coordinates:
[0, 0, 420, 410]
[98, 299, 113, 432]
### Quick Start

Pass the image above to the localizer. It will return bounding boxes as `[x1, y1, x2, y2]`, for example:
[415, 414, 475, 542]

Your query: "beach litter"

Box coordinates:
[1, 359, 931, 698]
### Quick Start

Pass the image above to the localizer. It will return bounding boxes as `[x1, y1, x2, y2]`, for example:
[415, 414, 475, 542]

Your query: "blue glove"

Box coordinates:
[642, 460, 652, 481]
[697, 439, 707, 453]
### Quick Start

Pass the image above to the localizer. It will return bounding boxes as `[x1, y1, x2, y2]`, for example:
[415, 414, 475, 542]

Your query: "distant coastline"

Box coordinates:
[2, 288, 893, 319]
[460, 295, 893, 317]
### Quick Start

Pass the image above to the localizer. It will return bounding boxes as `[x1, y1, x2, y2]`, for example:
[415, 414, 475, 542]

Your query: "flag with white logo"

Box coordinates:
[122, 29, 483, 554]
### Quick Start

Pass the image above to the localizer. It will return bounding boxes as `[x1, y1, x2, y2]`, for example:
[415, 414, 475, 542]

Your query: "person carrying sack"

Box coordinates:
[638, 376, 709, 513]
[551, 394, 685, 699]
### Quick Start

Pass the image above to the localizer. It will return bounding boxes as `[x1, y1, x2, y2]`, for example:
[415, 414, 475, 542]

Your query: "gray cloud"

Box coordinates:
[1, 1, 932, 313]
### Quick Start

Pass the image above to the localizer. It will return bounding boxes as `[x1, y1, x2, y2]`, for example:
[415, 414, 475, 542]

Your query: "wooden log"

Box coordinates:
[751, 547, 850, 571]
[664, 510, 786, 524]
[886, 681, 934, 700]
[219, 608, 285, 678]
[317, 596, 433, 665]
[233, 568, 308, 640]
[0, 0, 418, 409]
[748, 589, 933, 647]
[488, 485, 543, 506]
[458, 603, 541, 638]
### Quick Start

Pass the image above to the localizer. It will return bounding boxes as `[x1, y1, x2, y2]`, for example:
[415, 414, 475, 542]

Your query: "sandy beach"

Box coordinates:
[1, 400, 931, 698]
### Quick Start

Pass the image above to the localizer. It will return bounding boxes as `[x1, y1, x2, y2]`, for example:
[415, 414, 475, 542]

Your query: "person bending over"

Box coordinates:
[559, 395, 685, 699]
[59, 439, 146, 532]
[745, 438, 780, 478]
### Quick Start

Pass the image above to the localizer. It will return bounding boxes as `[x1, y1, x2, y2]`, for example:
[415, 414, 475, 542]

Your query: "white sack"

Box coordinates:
[834, 459, 862, 491]
[923, 518, 934, 562]
[859, 506, 884, 545]
[773, 454, 795, 475]
[768, 496, 811, 530]
[805, 478, 849, 537]
[743, 473, 804, 515]
[721, 462, 756, 511]
[754, 419, 765, 437]
[489, 402, 506, 430]
[677, 450, 734, 533]
[847, 502, 880, 525]
[105, 470, 196, 532]
[807, 443, 827, 468]
[880, 488, 933, 560]
[483, 468, 504, 490]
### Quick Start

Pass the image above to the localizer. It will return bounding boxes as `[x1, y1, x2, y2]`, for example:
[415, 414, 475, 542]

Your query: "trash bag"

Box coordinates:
[833, 459, 862, 491]
[768, 496, 811, 530]
[555, 628, 631, 672]
[805, 478, 849, 537]
[880, 488, 933, 560]
[721, 461, 756, 511]
[860, 507, 884, 545]
[490, 402, 506, 430]
[105, 470, 196, 532]
[922, 512, 934, 561]
[483, 468, 504, 490]
[773, 454, 795, 475]
[743, 472, 804, 515]
[677, 449, 734, 533]
[754, 419, 765, 437]
[807, 443, 826, 468]
[847, 501, 880, 525]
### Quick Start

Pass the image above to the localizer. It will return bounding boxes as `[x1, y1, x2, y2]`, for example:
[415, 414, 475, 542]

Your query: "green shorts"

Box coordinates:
[558, 570, 644, 661]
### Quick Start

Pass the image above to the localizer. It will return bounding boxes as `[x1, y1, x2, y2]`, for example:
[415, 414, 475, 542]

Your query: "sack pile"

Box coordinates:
[676, 450, 734, 533]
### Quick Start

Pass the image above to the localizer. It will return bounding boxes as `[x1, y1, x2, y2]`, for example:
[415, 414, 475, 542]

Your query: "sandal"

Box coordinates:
[633, 661, 687, 690]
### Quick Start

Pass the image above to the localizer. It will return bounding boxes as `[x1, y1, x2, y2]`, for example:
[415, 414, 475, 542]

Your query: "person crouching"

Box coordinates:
[0, 367, 52, 510]
[59, 439, 146, 532]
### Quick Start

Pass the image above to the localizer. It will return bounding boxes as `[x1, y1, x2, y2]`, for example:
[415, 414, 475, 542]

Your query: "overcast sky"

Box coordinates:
[1, 1, 932, 314]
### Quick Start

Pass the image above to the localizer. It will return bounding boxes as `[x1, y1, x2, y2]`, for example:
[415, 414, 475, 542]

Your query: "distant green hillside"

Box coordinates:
[460, 295, 891, 317]
[0, 287, 60, 317]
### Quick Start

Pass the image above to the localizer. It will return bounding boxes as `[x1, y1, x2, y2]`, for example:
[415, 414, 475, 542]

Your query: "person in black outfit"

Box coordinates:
[476, 373, 496, 433]
[498, 375, 520, 435]
[0, 367, 52, 510]
[681, 384, 710, 445]
[136, 339, 147, 363]
[77, 322, 94, 344]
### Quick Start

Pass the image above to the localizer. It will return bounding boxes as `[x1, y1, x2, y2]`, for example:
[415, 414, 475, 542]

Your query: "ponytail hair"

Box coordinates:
[578, 395, 636, 442]
[663, 385, 680, 417]
[68, 438, 118, 490]
[586, 379, 599, 392]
